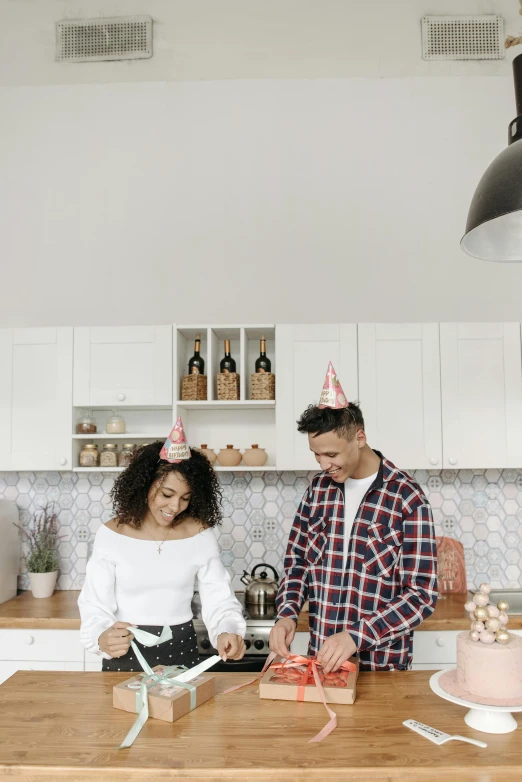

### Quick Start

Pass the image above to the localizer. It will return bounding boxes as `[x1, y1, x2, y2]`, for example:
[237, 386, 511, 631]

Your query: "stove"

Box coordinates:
[192, 591, 276, 672]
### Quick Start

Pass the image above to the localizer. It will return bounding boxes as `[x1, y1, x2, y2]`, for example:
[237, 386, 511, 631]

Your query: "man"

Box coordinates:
[269, 362, 438, 672]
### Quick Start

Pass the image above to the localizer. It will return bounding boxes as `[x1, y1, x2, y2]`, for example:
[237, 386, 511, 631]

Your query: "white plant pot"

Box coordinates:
[28, 571, 58, 598]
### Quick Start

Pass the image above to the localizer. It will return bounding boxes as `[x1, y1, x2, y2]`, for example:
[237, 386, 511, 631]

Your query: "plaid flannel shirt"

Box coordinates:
[276, 452, 438, 670]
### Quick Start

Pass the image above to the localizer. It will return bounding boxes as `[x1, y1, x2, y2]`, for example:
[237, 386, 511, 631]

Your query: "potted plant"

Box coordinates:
[17, 503, 60, 598]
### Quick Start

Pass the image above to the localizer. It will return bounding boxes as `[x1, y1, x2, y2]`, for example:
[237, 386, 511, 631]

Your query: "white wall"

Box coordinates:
[2, 0, 522, 327]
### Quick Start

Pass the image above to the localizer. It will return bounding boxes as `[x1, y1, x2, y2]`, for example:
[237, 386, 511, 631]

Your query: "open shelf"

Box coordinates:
[73, 467, 123, 473]
[73, 433, 166, 440]
[176, 400, 275, 411]
[73, 465, 274, 474]
[214, 465, 275, 472]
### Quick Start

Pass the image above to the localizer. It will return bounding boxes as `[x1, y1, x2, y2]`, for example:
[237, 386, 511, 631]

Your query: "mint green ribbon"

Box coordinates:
[118, 626, 197, 750]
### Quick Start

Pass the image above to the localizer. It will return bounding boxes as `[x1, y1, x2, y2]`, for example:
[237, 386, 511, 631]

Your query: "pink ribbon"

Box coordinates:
[223, 653, 356, 743]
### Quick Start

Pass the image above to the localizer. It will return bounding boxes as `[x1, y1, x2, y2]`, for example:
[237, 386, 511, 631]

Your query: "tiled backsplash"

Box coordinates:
[1, 468, 521, 592]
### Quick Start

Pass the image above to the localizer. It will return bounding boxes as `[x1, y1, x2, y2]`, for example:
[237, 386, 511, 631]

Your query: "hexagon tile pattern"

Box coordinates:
[2, 469, 522, 592]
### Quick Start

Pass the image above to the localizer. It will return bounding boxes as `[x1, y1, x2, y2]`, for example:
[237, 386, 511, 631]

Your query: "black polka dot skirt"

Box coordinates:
[102, 620, 200, 672]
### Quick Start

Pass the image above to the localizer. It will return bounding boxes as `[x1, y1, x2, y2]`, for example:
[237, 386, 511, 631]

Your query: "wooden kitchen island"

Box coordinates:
[0, 669, 521, 781]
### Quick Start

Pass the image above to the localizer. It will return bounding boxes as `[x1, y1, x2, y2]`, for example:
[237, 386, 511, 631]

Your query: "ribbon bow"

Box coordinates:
[223, 652, 356, 743]
[118, 626, 220, 749]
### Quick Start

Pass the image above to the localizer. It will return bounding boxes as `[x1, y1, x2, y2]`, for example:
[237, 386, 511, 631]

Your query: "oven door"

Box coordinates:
[201, 654, 268, 673]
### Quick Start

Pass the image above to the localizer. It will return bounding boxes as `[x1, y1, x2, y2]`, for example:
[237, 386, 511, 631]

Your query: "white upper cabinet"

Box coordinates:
[0, 328, 73, 471]
[73, 327, 172, 407]
[440, 323, 522, 468]
[276, 325, 358, 470]
[358, 324, 442, 470]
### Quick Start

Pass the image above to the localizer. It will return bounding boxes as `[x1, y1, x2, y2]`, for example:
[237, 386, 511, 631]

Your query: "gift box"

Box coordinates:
[259, 656, 359, 705]
[113, 665, 215, 723]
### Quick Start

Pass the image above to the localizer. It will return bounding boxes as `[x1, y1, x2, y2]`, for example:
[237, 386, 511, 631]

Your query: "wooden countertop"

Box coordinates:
[0, 669, 521, 781]
[2, 589, 522, 633]
[0, 590, 522, 633]
[0, 590, 81, 629]
[297, 592, 522, 632]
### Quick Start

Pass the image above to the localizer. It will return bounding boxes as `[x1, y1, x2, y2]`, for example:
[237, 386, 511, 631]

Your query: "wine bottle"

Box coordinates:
[188, 333, 205, 375]
[255, 336, 271, 373]
[220, 340, 237, 374]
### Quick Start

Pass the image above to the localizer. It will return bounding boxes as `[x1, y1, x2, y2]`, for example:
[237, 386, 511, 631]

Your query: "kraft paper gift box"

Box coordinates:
[113, 665, 215, 723]
[259, 656, 359, 705]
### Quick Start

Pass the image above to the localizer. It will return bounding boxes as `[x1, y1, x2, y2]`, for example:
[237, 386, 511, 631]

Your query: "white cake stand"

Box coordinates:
[430, 670, 522, 734]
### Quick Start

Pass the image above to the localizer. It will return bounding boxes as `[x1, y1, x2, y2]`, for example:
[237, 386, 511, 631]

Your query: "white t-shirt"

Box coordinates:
[343, 472, 378, 567]
[78, 524, 245, 658]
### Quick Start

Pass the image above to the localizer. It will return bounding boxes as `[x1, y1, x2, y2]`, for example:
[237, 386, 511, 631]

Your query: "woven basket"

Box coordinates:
[181, 374, 207, 401]
[251, 372, 275, 400]
[216, 373, 240, 401]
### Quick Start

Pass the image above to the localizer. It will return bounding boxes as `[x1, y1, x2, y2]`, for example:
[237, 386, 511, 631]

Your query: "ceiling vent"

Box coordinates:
[421, 15, 504, 61]
[56, 16, 152, 63]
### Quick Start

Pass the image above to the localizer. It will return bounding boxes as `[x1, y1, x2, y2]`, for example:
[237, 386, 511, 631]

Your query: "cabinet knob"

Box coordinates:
[117, 393, 126, 402]
[430, 457, 439, 466]
[25, 636, 34, 645]
[60, 458, 67, 466]
[449, 458, 458, 466]
[436, 637, 446, 647]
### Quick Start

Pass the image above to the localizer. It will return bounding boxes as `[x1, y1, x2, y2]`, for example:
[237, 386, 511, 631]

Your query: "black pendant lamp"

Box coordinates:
[461, 53, 522, 262]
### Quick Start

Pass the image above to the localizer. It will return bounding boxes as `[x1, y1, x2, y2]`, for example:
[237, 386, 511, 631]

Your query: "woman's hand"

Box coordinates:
[98, 621, 134, 658]
[217, 633, 246, 661]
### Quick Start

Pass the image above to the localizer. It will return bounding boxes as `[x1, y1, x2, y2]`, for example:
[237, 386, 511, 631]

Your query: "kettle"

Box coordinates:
[241, 563, 279, 606]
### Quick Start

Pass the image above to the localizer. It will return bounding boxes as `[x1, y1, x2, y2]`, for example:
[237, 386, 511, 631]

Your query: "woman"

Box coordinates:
[78, 435, 246, 671]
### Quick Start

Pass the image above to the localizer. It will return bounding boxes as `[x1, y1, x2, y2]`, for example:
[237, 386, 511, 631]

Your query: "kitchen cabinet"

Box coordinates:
[73, 326, 172, 407]
[440, 322, 522, 468]
[276, 325, 358, 470]
[0, 328, 73, 471]
[0, 628, 85, 684]
[412, 628, 522, 670]
[358, 324, 442, 469]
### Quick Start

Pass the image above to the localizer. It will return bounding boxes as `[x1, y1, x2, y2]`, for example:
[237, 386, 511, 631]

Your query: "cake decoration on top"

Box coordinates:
[464, 583, 511, 645]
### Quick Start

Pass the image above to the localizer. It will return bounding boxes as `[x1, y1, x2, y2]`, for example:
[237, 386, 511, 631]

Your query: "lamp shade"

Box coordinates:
[461, 138, 522, 262]
[461, 52, 522, 262]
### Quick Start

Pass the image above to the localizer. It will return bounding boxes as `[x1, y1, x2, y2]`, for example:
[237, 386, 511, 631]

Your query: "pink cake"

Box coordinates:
[455, 631, 522, 702]
[439, 583, 522, 706]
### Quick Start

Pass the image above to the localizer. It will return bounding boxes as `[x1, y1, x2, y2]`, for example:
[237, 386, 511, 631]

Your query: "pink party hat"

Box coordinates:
[318, 362, 349, 410]
[160, 417, 191, 463]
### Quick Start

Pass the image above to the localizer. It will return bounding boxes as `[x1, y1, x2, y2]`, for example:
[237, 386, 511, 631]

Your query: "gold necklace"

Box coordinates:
[143, 525, 173, 555]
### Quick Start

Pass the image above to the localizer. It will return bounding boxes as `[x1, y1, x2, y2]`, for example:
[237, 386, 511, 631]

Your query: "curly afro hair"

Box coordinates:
[110, 441, 222, 529]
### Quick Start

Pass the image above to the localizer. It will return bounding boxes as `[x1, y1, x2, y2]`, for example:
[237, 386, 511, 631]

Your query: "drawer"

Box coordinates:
[85, 661, 103, 671]
[85, 650, 103, 664]
[0, 629, 84, 662]
[412, 631, 460, 664]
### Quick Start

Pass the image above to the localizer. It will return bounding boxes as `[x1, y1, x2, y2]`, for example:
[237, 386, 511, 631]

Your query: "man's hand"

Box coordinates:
[217, 633, 246, 661]
[269, 617, 297, 658]
[316, 631, 357, 673]
[98, 621, 134, 658]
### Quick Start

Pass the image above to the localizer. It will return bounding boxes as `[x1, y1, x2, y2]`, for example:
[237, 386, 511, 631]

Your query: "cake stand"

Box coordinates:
[430, 670, 522, 734]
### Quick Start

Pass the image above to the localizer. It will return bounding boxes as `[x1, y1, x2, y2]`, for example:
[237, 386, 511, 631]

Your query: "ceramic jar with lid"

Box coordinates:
[100, 444, 118, 467]
[217, 445, 242, 467]
[76, 410, 97, 435]
[200, 444, 217, 465]
[106, 412, 126, 434]
[242, 445, 267, 467]
[118, 444, 135, 469]
[80, 443, 99, 467]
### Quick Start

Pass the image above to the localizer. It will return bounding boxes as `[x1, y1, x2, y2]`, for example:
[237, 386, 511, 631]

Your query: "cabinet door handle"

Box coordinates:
[24, 636, 34, 645]
[117, 393, 126, 402]
[429, 457, 439, 466]
[436, 637, 446, 647]
[60, 458, 67, 466]
[449, 458, 458, 466]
